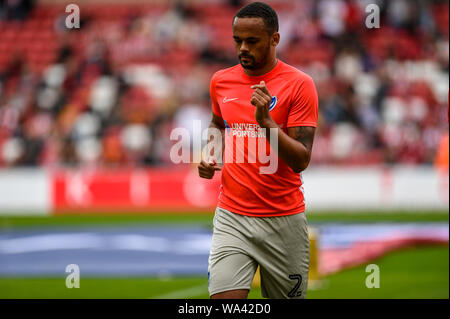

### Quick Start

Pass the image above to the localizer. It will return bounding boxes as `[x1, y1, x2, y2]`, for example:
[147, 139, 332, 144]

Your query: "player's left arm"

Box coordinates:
[263, 124, 315, 173]
[251, 81, 316, 173]
[285, 126, 315, 172]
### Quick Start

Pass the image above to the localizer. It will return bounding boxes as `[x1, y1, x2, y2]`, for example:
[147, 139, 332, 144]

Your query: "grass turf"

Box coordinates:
[0, 210, 448, 230]
[0, 211, 448, 299]
[0, 245, 447, 299]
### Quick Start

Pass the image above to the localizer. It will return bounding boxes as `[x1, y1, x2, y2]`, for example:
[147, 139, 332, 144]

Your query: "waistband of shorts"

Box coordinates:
[217, 203, 305, 218]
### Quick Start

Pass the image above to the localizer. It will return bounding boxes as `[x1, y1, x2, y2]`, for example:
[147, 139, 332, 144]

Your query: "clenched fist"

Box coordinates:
[251, 81, 273, 127]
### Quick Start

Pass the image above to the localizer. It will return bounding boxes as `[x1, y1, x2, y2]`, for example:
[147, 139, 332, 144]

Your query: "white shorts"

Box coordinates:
[208, 207, 310, 299]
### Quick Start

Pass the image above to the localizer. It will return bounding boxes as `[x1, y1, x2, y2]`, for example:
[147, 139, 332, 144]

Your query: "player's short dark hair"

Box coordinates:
[234, 2, 279, 35]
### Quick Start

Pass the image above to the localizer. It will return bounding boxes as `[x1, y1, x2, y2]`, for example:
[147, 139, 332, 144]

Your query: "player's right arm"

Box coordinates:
[198, 113, 224, 179]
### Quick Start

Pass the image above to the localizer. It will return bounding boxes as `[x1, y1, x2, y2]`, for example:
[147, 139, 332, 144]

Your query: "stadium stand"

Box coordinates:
[0, 0, 448, 168]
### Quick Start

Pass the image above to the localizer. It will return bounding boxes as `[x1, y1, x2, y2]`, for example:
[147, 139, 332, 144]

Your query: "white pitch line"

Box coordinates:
[150, 283, 208, 299]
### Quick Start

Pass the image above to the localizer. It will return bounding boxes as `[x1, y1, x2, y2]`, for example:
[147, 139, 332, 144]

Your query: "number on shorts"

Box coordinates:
[288, 274, 303, 297]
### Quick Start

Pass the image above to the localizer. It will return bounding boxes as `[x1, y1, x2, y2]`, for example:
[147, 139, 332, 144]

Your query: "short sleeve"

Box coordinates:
[210, 74, 222, 118]
[286, 75, 318, 128]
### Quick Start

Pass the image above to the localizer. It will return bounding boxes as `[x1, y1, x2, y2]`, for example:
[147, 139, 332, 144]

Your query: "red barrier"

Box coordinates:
[52, 167, 222, 214]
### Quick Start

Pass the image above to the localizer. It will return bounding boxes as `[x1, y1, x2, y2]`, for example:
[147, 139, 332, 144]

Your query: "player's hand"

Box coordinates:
[198, 158, 222, 179]
[251, 81, 273, 127]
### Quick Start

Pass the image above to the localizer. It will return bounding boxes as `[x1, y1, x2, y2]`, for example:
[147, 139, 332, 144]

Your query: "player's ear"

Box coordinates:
[271, 32, 280, 47]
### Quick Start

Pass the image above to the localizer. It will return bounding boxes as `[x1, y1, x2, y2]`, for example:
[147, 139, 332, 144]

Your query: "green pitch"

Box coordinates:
[0, 246, 447, 299]
[0, 211, 448, 299]
[1, 210, 448, 229]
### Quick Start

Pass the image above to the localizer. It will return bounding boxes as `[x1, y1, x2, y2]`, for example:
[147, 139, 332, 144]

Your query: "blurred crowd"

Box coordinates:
[0, 0, 448, 168]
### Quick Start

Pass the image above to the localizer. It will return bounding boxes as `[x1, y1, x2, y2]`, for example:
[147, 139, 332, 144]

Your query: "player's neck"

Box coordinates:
[244, 58, 278, 77]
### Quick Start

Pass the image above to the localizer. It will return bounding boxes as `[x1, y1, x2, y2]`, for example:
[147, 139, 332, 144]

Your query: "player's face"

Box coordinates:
[232, 17, 276, 70]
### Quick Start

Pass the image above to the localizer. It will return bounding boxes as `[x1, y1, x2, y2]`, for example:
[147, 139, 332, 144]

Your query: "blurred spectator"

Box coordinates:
[435, 133, 449, 172]
[0, 0, 34, 21]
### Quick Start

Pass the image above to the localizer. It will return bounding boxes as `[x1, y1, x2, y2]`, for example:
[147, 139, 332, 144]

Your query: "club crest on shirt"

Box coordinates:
[269, 96, 278, 111]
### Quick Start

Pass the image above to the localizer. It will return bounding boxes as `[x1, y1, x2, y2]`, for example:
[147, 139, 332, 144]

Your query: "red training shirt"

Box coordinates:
[210, 59, 318, 217]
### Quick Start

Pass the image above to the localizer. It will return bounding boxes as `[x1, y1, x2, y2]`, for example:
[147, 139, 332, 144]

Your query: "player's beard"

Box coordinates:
[239, 43, 271, 70]
[239, 54, 257, 69]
